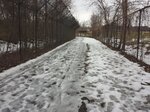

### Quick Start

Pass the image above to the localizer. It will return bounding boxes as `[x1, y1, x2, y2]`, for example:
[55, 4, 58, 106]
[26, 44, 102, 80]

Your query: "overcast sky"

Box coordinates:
[71, 0, 94, 24]
[71, 0, 112, 24]
[72, 0, 149, 24]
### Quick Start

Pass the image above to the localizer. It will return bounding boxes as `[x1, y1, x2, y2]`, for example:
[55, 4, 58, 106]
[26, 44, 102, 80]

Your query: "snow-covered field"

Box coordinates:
[110, 39, 150, 65]
[0, 37, 150, 112]
[125, 43, 150, 65]
[0, 40, 18, 54]
[0, 40, 44, 54]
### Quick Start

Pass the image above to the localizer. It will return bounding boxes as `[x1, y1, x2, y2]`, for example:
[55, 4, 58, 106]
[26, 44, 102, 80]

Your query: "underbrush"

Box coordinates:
[0, 47, 54, 72]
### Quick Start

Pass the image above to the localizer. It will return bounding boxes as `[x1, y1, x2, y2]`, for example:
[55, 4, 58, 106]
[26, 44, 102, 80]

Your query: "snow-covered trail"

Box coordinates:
[0, 37, 150, 112]
[82, 38, 150, 112]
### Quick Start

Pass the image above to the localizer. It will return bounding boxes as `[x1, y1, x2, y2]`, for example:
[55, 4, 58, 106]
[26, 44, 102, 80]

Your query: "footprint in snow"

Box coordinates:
[109, 95, 120, 103]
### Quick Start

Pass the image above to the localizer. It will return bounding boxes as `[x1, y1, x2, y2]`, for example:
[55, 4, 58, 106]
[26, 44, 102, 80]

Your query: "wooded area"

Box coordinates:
[0, 0, 79, 72]
[90, 0, 150, 68]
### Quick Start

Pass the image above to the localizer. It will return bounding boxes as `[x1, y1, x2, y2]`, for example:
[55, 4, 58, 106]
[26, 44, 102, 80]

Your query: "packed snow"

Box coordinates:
[0, 37, 150, 112]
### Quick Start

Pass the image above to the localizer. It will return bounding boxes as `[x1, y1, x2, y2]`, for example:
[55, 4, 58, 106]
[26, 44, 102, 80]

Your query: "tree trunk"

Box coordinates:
[122, 0, 128, 51]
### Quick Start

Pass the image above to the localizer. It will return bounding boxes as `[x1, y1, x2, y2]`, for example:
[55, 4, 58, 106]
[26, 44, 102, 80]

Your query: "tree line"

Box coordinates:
[0, 0, 79, 72]
[0, 0, 79, 52]
[90, 0, 150, 51]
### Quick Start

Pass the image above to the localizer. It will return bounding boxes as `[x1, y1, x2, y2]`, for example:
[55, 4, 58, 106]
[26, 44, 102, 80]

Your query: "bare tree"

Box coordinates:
[91, 14, 102, 38]
[121, 0, 128, 51]
[0, 0, 79, 65]
[62, 0, 72, 9]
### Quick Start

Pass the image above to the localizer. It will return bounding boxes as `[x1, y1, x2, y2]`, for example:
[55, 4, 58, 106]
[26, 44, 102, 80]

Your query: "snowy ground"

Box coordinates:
[110, 39, 150, 65]
[0, 40, 43, 54]
[0, 37, 150, 112]
[125, 43, 150, 65]
[0, 40, 18, 54]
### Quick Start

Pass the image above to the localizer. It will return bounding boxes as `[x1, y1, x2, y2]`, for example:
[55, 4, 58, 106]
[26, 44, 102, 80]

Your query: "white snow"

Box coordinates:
[0, 37, 150, 112]
[82, 37, 150, 112]
[0, 40, 18, 54]
[0, 40, 42, 54]
[125, 43, 150, 65]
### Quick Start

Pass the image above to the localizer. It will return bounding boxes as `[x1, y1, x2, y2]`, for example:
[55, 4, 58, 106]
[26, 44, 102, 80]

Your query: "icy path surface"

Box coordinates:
[0, 37, 150, 112]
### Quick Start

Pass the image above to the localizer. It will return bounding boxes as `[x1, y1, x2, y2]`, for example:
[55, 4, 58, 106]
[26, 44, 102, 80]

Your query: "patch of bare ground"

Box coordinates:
[78, 102, 87, 112]
[84, 44, 90, 74]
